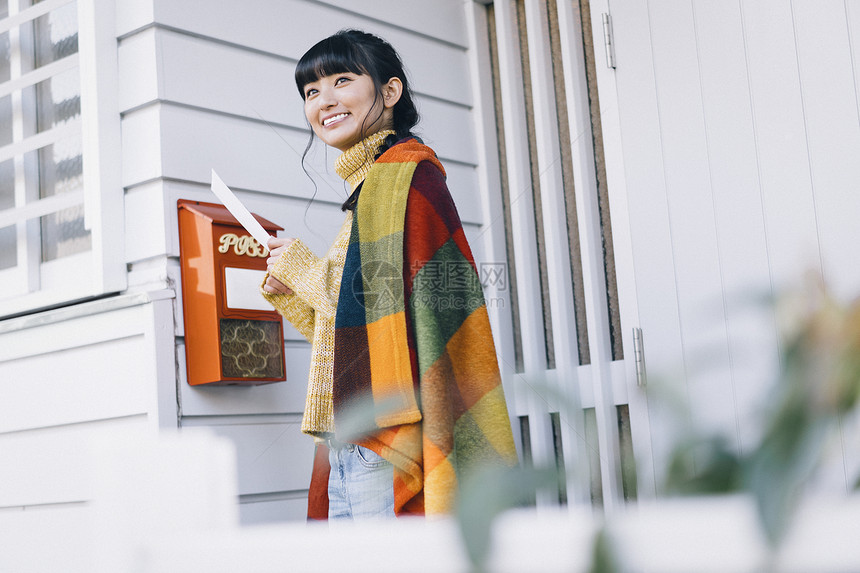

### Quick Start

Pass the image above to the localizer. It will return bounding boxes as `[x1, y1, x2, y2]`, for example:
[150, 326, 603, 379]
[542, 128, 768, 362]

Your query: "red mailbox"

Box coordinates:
[177, 199, 285, 385]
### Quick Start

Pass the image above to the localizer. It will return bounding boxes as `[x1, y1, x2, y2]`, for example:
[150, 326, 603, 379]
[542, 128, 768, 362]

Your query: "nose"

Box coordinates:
[316, 85, 336, 109]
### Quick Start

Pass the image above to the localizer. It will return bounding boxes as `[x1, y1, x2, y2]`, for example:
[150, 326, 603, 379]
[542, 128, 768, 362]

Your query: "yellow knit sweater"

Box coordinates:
[261, 130, 395, 437]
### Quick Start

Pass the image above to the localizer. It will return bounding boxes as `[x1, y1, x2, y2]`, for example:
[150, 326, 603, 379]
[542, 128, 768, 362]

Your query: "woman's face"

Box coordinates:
[303, 73, 392, 152]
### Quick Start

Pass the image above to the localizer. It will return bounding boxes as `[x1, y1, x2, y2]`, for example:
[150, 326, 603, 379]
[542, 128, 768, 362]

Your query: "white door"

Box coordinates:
[596, 0, 860, 496]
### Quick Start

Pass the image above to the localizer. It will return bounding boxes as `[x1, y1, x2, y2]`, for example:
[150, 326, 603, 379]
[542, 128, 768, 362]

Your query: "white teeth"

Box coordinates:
[323, 113, 348, 126]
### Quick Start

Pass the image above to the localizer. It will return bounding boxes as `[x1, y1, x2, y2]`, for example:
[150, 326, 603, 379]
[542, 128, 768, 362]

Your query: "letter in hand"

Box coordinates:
[263, 236, 295, 295]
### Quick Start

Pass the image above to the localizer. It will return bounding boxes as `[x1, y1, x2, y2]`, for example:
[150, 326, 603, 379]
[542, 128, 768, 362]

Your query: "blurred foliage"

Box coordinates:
[457, 464, 559, 571]
[588, 526, 622, 573]
[664, 277, 860, 546]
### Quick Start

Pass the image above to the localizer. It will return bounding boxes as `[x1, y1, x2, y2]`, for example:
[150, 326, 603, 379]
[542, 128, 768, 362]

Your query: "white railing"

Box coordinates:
[9, 429, 859, 573]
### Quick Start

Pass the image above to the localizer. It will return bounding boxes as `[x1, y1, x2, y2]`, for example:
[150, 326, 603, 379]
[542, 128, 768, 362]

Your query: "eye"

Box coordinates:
[304, 87, 318, 99]
[335, 76, 352, 86]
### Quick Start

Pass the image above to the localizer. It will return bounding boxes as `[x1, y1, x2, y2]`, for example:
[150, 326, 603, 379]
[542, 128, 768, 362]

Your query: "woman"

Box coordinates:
[262, 29, 517, 520]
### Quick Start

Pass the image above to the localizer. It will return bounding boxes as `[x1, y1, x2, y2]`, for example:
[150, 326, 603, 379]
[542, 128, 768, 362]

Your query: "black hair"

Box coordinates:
[295, 29, 420, 148]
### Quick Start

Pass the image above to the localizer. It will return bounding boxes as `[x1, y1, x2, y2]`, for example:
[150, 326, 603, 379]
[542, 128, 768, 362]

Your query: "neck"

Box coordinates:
[334, 130, 396, 190]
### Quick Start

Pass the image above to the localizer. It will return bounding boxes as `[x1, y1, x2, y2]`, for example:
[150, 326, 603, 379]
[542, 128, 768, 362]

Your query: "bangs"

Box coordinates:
[295, 34, 371, 98]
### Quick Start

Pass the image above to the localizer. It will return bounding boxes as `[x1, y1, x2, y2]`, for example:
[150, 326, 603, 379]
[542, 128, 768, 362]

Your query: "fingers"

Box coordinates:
[262, 237, 295, 295]
[267, 236, 294, 253]
[265, 237, 295, 266]
[263, 275, 293, 295]
[267, 236, 288, 250]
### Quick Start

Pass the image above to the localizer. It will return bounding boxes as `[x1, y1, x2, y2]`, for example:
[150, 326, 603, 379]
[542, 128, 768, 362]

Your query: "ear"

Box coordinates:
[382, 77, 403, 109]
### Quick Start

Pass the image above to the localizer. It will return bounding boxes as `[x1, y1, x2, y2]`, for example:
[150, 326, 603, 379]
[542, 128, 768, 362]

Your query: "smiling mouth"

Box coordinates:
[323, 113, 349, 127]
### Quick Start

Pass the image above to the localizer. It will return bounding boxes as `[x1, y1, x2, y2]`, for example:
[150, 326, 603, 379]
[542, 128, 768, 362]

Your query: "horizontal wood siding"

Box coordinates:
[0, 260, 181, 573]
[310, 0, 469, 48]
[0, 504, 94, 572]
[237, 497, 308, 525]
[147, 0, 472, 106]
[0, 302, 167, 437]
[176, 342, 311, 415]
[0, 415, 148, 508]
[196, 421, 315, 497]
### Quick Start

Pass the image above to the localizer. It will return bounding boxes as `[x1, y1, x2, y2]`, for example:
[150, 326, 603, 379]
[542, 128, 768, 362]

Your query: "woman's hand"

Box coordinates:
[263, 236, 295, 295]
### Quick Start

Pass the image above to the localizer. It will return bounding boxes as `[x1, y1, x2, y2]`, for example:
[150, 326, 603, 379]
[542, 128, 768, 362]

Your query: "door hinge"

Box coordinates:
[602, 13, 617, 69]
[632, 327, 646, 387]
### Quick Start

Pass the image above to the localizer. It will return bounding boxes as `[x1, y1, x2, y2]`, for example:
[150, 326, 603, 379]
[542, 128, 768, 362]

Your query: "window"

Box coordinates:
[0, 0, 123, 316]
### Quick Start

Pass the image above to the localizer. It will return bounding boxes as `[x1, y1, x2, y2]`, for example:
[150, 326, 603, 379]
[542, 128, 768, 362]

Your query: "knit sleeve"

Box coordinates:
[260, 236, 343, 335]
[275, 239, 341, 316]
[260, 282, 316, 343]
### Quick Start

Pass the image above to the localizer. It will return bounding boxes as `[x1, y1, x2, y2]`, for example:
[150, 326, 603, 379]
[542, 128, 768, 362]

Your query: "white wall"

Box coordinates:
[0, 293, 176, 569]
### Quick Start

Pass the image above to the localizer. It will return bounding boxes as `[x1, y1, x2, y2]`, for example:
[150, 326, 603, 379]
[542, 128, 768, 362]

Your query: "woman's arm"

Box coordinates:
[260, 231, 348, 343]
[259, 237, 318, 342]
[264, 238, 340, 320]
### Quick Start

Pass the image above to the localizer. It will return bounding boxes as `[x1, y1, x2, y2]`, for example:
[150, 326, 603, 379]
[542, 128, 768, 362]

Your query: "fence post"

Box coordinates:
[88, 428, 238, 572]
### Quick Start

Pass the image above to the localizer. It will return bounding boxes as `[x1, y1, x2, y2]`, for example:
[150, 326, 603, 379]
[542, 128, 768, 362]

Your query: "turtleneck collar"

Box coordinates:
[334, 129, 396, 190]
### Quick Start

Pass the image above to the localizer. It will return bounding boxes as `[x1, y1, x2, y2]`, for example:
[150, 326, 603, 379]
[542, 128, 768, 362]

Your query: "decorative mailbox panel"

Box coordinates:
[177, 199, 285, 385]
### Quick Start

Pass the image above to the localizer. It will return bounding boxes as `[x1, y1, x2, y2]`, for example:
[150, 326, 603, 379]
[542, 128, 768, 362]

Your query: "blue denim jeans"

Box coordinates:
[327, 442, 395, 520]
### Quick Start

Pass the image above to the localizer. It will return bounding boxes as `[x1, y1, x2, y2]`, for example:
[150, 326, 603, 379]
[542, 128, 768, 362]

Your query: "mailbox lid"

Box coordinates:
[178, 199, 283, 232]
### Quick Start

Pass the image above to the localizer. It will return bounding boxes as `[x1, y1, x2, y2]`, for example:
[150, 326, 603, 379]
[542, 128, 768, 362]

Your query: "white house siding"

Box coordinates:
[0, 293, 176, 572]
[606, 0, 860, 494]
[115, 0, 498, 524]
[0, 5, 502, 568]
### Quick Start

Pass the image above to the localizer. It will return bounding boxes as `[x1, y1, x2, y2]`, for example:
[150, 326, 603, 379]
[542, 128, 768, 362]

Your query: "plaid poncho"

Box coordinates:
[332, 138, 518, 515]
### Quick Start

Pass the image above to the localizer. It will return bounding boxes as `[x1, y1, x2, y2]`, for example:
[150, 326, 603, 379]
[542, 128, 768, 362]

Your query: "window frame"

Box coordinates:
[0, 0, 124, 317]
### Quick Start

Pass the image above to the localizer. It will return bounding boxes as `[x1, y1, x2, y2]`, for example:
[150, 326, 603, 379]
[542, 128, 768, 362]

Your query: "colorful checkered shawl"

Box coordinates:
[333, 139, 518, 515]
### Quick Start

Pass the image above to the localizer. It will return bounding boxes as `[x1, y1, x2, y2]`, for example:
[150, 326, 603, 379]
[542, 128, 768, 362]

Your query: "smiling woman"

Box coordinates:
[259, 29, 518, 521]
